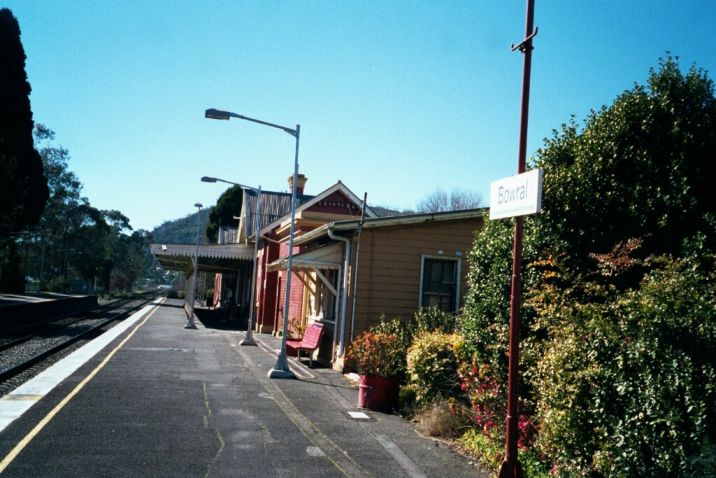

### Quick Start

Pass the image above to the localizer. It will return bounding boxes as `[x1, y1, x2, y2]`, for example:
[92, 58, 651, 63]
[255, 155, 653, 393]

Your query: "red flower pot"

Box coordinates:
[357, 375, 399, 412]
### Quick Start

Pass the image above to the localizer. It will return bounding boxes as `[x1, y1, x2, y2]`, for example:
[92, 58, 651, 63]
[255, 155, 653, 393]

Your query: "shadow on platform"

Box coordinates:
[194, 307, 245, 331]
[158, 302, 185, 309]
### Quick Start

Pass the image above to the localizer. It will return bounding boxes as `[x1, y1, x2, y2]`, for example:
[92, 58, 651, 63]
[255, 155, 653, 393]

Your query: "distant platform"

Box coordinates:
[0, 293, 98, 330]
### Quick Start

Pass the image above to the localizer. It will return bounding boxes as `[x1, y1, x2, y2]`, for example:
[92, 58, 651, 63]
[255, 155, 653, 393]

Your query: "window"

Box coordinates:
[419, 256, 460, 312]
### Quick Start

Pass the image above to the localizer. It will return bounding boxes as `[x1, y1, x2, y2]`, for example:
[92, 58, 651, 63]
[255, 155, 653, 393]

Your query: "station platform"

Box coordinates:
[0, 298, 483, 477]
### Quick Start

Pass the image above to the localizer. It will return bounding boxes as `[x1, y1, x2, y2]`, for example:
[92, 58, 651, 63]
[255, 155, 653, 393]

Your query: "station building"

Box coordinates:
[152, 174, 484, 370]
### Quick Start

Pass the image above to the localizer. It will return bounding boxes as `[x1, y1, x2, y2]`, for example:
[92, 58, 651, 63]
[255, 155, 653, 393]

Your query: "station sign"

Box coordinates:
[489, 168, 543, 220]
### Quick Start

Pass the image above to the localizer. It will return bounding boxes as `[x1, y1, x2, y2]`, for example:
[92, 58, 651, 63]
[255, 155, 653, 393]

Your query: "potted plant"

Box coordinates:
[346, 332, 404, 411]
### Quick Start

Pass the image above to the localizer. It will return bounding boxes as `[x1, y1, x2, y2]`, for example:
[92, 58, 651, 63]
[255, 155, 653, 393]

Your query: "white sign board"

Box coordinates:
[489, 168, 543, 220]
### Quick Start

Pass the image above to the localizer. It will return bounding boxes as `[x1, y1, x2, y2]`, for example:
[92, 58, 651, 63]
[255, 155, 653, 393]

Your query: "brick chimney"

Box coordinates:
[288, 173, 307, 195]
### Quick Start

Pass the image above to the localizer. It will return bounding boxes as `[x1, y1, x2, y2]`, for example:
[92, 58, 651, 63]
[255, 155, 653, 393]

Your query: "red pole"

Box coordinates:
[499, 1, 535, 477]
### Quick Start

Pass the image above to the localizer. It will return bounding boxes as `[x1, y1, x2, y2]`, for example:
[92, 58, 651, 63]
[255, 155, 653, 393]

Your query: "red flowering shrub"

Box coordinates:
[457, 361, 537, 450]
[345, 332, 404, 378]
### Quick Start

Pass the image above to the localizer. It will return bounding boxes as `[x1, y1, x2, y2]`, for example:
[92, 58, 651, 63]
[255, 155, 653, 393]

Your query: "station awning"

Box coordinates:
[150, 243, 254, 273]
[267, 243, 342, 272]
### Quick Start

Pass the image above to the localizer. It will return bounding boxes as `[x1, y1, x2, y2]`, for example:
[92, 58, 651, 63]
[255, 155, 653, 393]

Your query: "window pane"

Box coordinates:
[421, 258, 457, 312]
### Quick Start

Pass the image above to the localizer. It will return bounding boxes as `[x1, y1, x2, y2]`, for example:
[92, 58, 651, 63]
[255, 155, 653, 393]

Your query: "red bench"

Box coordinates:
[286, 323, 324, 367]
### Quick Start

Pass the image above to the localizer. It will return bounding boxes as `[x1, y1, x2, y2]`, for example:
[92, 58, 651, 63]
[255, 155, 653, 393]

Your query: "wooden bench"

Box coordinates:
[286, 323, 324, 368]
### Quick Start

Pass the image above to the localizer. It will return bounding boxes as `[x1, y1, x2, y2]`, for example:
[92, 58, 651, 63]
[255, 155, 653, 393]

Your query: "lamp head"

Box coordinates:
[201, 176, 217, 183]
[205, 108, 231, 120]
[194, 202, 203, 208]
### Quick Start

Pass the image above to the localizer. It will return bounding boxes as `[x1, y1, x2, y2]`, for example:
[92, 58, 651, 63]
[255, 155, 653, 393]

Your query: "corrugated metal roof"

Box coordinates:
[150, 243, 254, 260]
[150, 243, 255, 273]
[244, 189, 314, 238]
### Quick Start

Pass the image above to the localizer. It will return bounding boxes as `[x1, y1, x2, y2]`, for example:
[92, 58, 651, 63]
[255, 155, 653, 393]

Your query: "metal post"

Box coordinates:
[240, 186, 262, 346]
[499, 1, 535, 477]
[349, 192, 368, 343]
[268, 125, 300, 379]
[203, 108, 299, 377]
[185, 203, 203, 329]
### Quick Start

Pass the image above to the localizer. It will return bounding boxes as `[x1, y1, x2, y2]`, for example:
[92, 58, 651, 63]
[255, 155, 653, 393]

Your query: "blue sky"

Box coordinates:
[4, 1, 715, 231]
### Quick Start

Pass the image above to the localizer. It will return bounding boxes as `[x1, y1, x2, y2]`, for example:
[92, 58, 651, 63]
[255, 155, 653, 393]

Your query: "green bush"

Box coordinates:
[457, 57, 716, 476]
[531, 255, 716, 477]
[414, 305, 458, 334]
[398, 384, 418, 415]
[407, 331, 464, 405]
[371, 316, 413, 351]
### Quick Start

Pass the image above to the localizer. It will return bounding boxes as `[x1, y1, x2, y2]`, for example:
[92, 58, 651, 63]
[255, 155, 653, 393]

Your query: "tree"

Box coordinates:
[0, 8, 48, 291]
[416, 188, 482, 213]
[535, 55, 716, 272]
[18, 125, 154, 294]
[0, 8, 48, 233]
[206, 185, 242, 242]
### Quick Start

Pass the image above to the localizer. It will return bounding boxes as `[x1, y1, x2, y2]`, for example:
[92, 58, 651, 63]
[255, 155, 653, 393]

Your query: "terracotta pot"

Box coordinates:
[357, 375, 399, 412]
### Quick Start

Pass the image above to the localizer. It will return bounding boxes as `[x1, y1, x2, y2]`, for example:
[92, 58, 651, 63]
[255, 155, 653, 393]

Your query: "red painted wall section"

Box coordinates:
[274, 241, 304, 335]
[256, 241, 280, 333]
[256, 186, 361, 335]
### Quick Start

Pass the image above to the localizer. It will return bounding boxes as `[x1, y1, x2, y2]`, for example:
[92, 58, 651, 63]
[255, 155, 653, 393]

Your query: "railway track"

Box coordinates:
[0, 293, 155, 391]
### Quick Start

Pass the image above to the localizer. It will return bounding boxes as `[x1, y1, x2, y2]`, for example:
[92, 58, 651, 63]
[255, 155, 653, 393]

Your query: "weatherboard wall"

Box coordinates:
[348, 217, 483, 338]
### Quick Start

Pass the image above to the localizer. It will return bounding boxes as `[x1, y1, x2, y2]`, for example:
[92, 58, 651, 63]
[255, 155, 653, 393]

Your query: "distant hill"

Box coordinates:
[151, 203, 411, 245]
[151, 207, 214, 245]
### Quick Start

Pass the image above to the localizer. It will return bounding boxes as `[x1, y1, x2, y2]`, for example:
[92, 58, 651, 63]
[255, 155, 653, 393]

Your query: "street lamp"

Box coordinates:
[185, 202, 203, 329]
[201, 175, 262, 346]
[205, 108, 299, 380]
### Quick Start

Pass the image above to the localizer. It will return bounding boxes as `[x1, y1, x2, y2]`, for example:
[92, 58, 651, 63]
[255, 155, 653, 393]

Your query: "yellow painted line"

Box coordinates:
[0, 305, 159, 474]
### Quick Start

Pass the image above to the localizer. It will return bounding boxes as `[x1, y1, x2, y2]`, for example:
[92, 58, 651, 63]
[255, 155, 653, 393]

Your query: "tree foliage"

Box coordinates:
[206, 185, 242, 243]
[0, 8, 48, 232]
[16, 126, 154, 294]
[536, 56, 715, 272]
[531, 254, 716, 477]
[0, 8, 49, 291]
[460, 56, 716, 474]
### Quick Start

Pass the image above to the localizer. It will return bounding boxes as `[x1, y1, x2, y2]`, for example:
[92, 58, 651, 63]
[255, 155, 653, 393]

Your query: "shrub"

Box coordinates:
[458, 361, 503, 439]
[345, 332, 405, 378]
[458, 429, 504, 474]
[414, 305, 458, 334]
[407, 331, 463, 405]
[371, 316, 414, 357]
[531, 255, 716, 477]
[398, 384, 418, 416]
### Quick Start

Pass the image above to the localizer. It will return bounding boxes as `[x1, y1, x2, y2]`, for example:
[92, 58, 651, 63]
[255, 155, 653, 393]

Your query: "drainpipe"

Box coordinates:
[328, 228, 351, 357]
[349, 193, 367, 343]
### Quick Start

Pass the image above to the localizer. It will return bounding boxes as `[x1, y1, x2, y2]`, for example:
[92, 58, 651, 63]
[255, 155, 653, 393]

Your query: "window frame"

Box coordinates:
[418, 255, 461, 313]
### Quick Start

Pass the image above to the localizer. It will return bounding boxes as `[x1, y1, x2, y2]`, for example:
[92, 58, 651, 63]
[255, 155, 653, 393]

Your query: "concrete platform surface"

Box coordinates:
[0, 298, 486, 477]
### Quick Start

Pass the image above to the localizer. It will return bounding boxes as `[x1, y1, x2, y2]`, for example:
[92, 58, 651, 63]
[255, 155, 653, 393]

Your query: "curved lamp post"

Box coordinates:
[205, 108, 299, 380]
[185, 202, 203, 329]
[201, 175, 261, 346]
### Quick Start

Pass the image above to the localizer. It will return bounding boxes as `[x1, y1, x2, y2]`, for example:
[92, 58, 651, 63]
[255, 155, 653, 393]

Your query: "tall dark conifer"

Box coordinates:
[0, 8, 48, 291]
[0, 8, 48, 232]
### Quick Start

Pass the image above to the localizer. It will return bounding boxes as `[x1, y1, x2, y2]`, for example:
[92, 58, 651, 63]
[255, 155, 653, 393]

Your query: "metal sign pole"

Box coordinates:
[499, 1, 536, 477]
